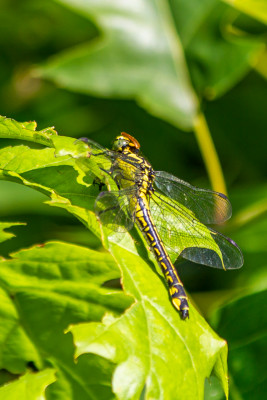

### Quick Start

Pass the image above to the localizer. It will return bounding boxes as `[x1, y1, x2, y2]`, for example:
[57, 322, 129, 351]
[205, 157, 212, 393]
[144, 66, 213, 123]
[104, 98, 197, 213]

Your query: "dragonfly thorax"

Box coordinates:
[111, 132, 155, 195]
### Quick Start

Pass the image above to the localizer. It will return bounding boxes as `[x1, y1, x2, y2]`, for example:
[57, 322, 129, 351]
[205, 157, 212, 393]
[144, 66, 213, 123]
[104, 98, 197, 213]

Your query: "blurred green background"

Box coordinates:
[0, 1, 266, 399]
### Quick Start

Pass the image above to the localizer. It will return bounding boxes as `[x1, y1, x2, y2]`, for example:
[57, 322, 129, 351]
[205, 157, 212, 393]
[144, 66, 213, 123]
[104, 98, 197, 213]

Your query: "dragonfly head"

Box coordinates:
[112, 132, 140, 154]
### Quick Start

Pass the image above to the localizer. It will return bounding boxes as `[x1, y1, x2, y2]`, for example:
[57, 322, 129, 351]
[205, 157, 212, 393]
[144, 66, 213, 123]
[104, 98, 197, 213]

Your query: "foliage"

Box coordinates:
[0, 117, 229, 399]
[0, 1, 266, 399]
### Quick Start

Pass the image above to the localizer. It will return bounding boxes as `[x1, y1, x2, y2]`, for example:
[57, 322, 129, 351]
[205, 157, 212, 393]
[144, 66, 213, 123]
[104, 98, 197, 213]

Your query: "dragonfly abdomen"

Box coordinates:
[136, 195, 189, 319]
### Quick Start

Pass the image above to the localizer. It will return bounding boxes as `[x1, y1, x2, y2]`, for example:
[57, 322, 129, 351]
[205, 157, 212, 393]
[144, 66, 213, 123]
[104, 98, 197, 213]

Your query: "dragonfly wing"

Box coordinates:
[95, 187, 138, 232]
[75, 137, 107, 152]
[76, 137, 120, 176]
[181, 227, 243, 269]
[150, 192, 243, 269]
[154, 171, 232, 224]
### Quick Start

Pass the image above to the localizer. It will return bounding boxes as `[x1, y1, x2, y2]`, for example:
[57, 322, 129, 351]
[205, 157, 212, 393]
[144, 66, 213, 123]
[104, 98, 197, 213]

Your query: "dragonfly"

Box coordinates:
[77, 132, 243, 319]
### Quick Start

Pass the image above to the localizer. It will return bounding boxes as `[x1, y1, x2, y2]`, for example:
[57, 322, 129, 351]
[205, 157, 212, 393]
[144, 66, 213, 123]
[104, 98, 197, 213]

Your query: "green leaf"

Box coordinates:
[0, 241, 131, 398]
[39, 0, 198, 130]
[0, 222, 25, 245]
[222, 0, 267, 24]
[0, 369, 56, 400]
[210, 289, 267, 400]
[0, 116, 57, 146]
[75, 239, 228, 400]
[0, 118, 231, 397]
[0, 286, 42, 373]
[37, 0, 265, 132]
[171, 0, 265, 98]
[69, 274, 228, 400]
[1, 121, 226, 268]
[225, 185, 267, 290]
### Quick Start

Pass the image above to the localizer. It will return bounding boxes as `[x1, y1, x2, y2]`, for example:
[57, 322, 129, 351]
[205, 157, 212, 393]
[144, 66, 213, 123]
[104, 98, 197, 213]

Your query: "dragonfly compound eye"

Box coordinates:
[112, 136, 129, 152]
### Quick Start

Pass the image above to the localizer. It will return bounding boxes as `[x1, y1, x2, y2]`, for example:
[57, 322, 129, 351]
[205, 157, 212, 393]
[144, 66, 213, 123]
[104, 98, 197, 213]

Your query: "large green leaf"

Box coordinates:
[70, 306, 227, 400]
[69, 240, 229, 400]
[210, 289, 267, 399]
[40, 0, 198, 130]
[0, 240, 130, 399]
[38, 0, 265, 132]
[0, 116, 230, 398]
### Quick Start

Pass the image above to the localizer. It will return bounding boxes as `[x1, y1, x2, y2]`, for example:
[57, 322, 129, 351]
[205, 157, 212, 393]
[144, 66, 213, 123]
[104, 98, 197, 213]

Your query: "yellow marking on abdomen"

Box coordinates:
[154, 248, 161, 256]
[170, 287, 179, 295]
[147, 233, 154, 242]
[172, 298, 182, 310]
[138, 217, 147, 227]
[160, 262, 168, 270]
[167, 276, 173, 283]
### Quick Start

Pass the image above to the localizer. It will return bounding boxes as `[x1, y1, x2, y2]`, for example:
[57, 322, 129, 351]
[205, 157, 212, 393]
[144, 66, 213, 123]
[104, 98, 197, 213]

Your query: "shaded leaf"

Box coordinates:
[171, 0, 265, 98]
[38, 0, 265, 132]
[204, 376, 225, 400]
[40, 0, 198, 129]
[210, 289, 267, 399]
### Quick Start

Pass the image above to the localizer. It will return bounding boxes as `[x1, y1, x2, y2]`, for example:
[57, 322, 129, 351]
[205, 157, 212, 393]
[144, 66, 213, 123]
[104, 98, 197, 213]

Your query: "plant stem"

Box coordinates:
[193, 112, 227, 195]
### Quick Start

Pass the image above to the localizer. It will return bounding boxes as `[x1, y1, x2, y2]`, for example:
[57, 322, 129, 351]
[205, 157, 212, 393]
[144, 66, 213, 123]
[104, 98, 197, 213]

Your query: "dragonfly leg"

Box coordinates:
[93, 177, 106, 192]
[99, 166, 113, 175]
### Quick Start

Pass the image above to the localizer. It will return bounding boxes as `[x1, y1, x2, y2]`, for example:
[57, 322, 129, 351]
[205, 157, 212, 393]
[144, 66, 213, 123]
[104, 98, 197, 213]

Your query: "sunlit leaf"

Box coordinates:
[0, 241, 129, 398]
[0, 116, 56, 146]
[222, 0, 267, 24]
[0, 117, 231, 397]
[69, 241, 229, 400]
[0, 222, 25, 245]
[0, 369, 56, 400]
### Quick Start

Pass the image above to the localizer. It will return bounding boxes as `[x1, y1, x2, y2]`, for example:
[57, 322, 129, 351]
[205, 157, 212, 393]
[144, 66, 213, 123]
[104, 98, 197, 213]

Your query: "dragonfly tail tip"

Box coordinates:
[181, 309, 189, 320]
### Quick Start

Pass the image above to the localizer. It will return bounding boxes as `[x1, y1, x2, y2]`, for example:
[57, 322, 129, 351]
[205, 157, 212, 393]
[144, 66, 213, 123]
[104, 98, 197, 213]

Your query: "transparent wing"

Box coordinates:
[181, 227, 243, 270]
[77, 137, 124, 172]
[154, 171, 232, 224]
[95, 187, 138, 232]
[150, 191, 243, 269]
[74, 138, 115, 186]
